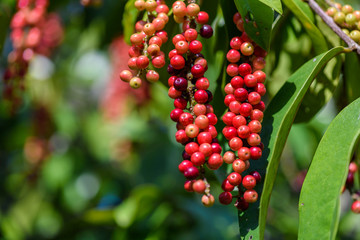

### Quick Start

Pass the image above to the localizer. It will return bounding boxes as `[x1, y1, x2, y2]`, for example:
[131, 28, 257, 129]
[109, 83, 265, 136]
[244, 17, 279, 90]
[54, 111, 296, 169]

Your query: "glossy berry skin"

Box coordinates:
[189, 40, 203, 54]
[238, 147, 251, 161]
[242, 175, 257, 189]
[196, 11, 209, 24]
[193, 179, 206, 193]
[223, 151, 236, 164]
[250, 146, 262, 160]
[170, 108, 183, 122]
[200, 24, 213, 38]
[191, 64, 205, 78]
[351, 200, 360, 214]
[173, 77, 188, 91]
[202, 194, 215, 207]
[185, 142, 199, 155]
[239, 103, 253, 117]
[244, 190, 258, 203]
[184, 166, 199, 179]
[222, 126, 238, 140]
[222, 179, 235, 192]
[233, 159, 246, 174]
[207, 153, 223, 170]
[238, 63, 252, 76]
[195, 77, 210, 90]
[227, 172, 242, 186]
[179, 112, 194, 126]
[170, 55, 185, 70]
[234, 88, 248, 102]
[194, 90, 208, 104]
[232, 115, 247, 129]
[250, 171, 262, 183]
[227, 49, 241, 63]
[197, 132, 212, 144]
[184, 180, 193, 192]
[244, 74, 257, 88]
[174, 97, 187, 109]
[185, 124, 199, 138]
[178, 160, 193, 173]
[219, 191, 233, 205]
[199, 143, 212, 157]
[230, 76, 244, 89]
[175, 129, 189, 144]
[211, 143, 222, 154]
[230, 36, 242, 50]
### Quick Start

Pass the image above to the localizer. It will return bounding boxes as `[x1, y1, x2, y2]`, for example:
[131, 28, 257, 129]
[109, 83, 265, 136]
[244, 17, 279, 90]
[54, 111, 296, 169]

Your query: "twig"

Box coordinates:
[324, 0, 339, 11]
[307, 0, 360, 55]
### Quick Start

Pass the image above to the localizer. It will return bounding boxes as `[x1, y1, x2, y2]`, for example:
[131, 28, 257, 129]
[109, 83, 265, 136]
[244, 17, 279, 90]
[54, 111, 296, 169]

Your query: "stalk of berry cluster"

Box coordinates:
[120, 0, 170, 88]
[168, 0, 221, 207]
[219, 12, 267, 210]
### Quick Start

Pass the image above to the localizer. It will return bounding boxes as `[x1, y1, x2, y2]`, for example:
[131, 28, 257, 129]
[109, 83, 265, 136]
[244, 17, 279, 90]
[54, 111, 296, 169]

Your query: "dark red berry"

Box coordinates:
[200, 24, 213, 38]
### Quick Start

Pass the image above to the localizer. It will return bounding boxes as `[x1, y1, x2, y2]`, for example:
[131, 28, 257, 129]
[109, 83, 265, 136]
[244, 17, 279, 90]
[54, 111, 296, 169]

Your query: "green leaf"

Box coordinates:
[298, 97, 360, 240]
[344, 52, 360, 103]
[282, 0, 328, 54]
[234, 0, 274, 50]
[122, 0, 137, 45]
[259, 0, 283, 14]
[294, 53, 342, 123]
[238, 46, 345, 240]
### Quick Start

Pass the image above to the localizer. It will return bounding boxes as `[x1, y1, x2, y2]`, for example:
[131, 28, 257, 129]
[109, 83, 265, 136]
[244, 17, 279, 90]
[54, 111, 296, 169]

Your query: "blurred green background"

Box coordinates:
[0, 0, 360, 239]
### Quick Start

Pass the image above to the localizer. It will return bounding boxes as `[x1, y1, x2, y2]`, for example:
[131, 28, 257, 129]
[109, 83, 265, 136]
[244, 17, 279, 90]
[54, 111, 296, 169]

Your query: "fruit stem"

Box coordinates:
[307, 0, 360, 55]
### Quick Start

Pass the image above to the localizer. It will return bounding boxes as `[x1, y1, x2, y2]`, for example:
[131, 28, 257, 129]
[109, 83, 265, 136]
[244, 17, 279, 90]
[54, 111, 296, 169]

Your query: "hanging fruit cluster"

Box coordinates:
[3, 0, 63, 110]
[326, 3, 360, 43]
[168, 1, 220, 207]
[219, 12, 267, 210]
[343, 159, 360, 214]
[120, 0, 170, 88]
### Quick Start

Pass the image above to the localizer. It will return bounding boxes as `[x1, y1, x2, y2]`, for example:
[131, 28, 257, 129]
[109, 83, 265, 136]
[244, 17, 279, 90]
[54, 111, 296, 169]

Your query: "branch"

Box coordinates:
[307, 0, 360, 55]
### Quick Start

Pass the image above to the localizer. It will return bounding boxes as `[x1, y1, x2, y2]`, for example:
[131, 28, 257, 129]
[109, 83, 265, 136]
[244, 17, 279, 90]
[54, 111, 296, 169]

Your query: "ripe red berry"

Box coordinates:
[351, 200, 360, 214]
[253, 70, 266, 83]
[178, 160, 193, 173]
[200, 24, 213, 38]
[232, 115, 247, 129]
[238, 147, 251, 161]
[194, 89, 208, 104]
[170, 55, 185, 70]
[172, 34, 186, 45]
[194, 104, 207, 116]
[242, 175, 257, 189]
[234, 88, 248, 102]
[179, 112, 194, 126]
[191, 151, 206, 166]
[168, 86, 182, 99]
[229, 100, 241, 114]
[146, 70, 159, 83]
[226, 63, 239, 77]
[243, 189, 258, 203]
[184, 166, 199, 179]
[255, 83, 266, 96]
[230, 36, 242, 50]
[230, 76, 244, 89]
[239, 103, 253, 117]
[250, 109, 264, 122]
[189, 40, 203, 54]
[196, 11, 209, 24]
[226, 49, 241, 63]
[184, 28, 198, 41]
[238, 63, 252, 76]
[184, 180, 193, 192]
[223, 151, 236, 164]
[222, 179, 235, 192]
[224, 94, 236, 107]
[229, 137, 243, 151]
[185, 124, 200, 138]
[224, 83, 235, 94]
[240, 42, 254, 56]
[197, 132, 212, 144]
[247, 133, 261, 146]
[175, 40, 189, 55]
[195, 115, 209, 129]
[211, 142, 222, 154]
[175, 129, 190, 144]
[120, 70, 133, 82]
[219, 191, 233, 205]
[227, 172, 242, 186]
[193, 179, 206, 193]
[233, 159, 246, 174]
[250, 171, 262, 183]
[174, 97, 187, 110]
[207, 153, 223, 170]
[195, 77, 210, 90]
[237, 125, 251, 139]
[248, 92, 261, 105]
[244, 74, 257, 88]
[222, 126, 238, 140]
[185, 142, 199, 155]
[170, 108, 183, 122]
[191, 64, 205, 78]
[173, 77, 188, 91]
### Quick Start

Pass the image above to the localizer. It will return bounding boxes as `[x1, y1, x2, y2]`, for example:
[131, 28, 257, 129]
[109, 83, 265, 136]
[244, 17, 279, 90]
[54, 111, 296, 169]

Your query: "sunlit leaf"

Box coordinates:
[298, 97, 360, 239]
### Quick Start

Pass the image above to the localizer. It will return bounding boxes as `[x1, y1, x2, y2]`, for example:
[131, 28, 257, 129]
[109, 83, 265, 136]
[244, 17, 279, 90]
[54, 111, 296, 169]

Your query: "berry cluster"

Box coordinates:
[168, 1, 219, 207]
[3, 0, 63, 110]
[119, 0, 170, 88]
[218, 12, 267, 210]
[344, 161, 360, 214]
[326, 3, 360, 43]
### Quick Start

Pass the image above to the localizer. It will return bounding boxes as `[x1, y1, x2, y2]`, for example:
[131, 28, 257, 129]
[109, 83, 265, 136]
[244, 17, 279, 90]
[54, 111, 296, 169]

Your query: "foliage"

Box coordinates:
[1, 0, 360, 239]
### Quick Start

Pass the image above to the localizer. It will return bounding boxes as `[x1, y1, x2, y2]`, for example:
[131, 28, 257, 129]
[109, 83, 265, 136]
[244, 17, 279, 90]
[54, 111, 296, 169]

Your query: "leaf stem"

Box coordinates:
[307, 0, 360, 55]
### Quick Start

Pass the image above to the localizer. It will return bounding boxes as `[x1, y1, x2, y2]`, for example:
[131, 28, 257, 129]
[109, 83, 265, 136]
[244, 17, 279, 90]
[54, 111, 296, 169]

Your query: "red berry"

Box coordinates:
[230, 36, 242, 50]
[191, 151, 206, 166]
[175, 129, 189, 144]
[351, 200, 360, 214]
[187, 3, 200, 17]
[184, 166, 199, 179]
[179, 112, 194, 126]
[227, 172, 242, 186]
[232, 115, 247, 129]
[174, 97, 188, 109]
[194, 90, 208, 103]
[223, 151, 236, 164]
[193, 179, 206, 193]
[195, 77, 210, 90]
[250, 171, 262, 183]
[233, 159, 246, 174]
[175, 40, 189, 55]
[253, 101, 265, 111]
[242, 175, 257, 189]
[239, 103, 253, 117]
[222, 112, 236, 125]
[207, 153, 223, 170]
[230, 76, 244, 89]
[229, 101, 241, 114]
[238, 147, 251, 160]
[185, 142, 199, 155]
[224, 83, 234, 94]
[240, 42, 254, 56]
[244, 74, 257, 88]
[179, 160, 193, 173]
[194, 104, 207, 116]
[206, 113, 217, 125]
[196, 11, 209, 24]
[238, 63, 252, 76]
[226, 63, 239, 77]
[170, 55, 185, 70]
[184, 180, 193, 192]
[243, 189, 258, 203]
[199, 143, 212, 157]
[250, 109, 264, 122]
[248, 92, 261, 105]
[172, 34, 186, 45]
[253, 57, 266, 70]
[195, 115, 209, 129]
[247, 133, 261, 146]
[173, 77, 188, 91]
[200, 24, 213, 38]
[224, 94, 236, 107]
[146, 70, 159, 82]
[235, 197, 249, 211]
[229, 137, 243, 151]
[197, 132, 212, 144]
[184, 28, 198, 41]
[168, 86, 182, 99]
[201, 194, 215, 207]
[219, 191, 233, 205]
[152, 55, 165, 68]
[189, 40, 203, 54]
[211, 143, 222, 154]
[191, 64, 205, 78]
[120, 70, 133, 82]
[234, 88, 248, 102]
[222, 179, 235, 192]
[253, 70, 266, 83]
[170, 108, 183, 122]
[349, 162, 358, 173]
[237, 125, 251, 139]
[222, 126, 238, 140]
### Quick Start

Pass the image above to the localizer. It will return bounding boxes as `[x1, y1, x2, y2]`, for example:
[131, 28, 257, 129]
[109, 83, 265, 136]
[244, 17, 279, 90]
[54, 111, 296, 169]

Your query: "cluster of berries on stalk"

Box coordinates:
[119, 0, 170, 88]
[218, 12, 267, 210]
[168, 1, 219, 207]
[343, 159, 360, 214]
[326, 3, 360, 43]
[3, 0, 63, 109]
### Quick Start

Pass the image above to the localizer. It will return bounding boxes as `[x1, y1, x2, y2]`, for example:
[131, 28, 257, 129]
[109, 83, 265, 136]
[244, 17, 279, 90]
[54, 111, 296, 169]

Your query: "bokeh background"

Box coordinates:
[0, 0, 360, 239]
